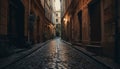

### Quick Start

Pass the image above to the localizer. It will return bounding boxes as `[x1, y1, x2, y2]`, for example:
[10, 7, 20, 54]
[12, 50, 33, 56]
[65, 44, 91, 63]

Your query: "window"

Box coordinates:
[56, 14, 58, 16]
[56, 19, 58, 22]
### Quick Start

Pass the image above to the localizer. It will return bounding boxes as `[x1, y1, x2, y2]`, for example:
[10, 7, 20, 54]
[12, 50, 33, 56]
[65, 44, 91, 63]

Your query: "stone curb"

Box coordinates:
[61, 40, 115, 69]
[0, 40, 50, 69]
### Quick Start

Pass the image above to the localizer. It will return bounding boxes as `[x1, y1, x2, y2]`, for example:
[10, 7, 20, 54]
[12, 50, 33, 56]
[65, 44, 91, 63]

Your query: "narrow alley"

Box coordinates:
[0, 0, 120, 69]
[3, 38, 107, 69]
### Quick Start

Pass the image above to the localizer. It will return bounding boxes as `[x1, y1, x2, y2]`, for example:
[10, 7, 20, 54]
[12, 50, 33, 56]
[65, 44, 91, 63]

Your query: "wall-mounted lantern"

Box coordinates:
[64, 18, 68, 24]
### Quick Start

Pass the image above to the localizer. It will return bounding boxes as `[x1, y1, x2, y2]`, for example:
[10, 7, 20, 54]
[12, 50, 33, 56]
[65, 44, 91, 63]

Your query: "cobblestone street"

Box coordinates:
[0, 0, 120, 69]
[4, 38, 108, 69]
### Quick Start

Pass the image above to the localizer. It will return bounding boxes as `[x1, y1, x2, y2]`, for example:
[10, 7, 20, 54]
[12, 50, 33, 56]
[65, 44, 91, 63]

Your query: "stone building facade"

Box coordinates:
[44, 0, 53, 21]
[61, 0, 120, 63]
[60, 0, 72, 17]
[54, 11, 61, 37]
[0, 0, 25, 47]
[0, 0, 55, 56]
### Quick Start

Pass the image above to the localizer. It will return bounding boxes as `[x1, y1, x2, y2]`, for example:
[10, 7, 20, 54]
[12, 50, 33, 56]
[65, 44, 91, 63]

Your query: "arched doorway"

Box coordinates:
[88, 0, 101, 45]
[8, 0, 25, 47]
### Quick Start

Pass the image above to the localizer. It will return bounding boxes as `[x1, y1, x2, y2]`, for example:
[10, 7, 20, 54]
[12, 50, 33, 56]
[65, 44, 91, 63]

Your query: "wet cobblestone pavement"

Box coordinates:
[4, 38, 107, 69]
